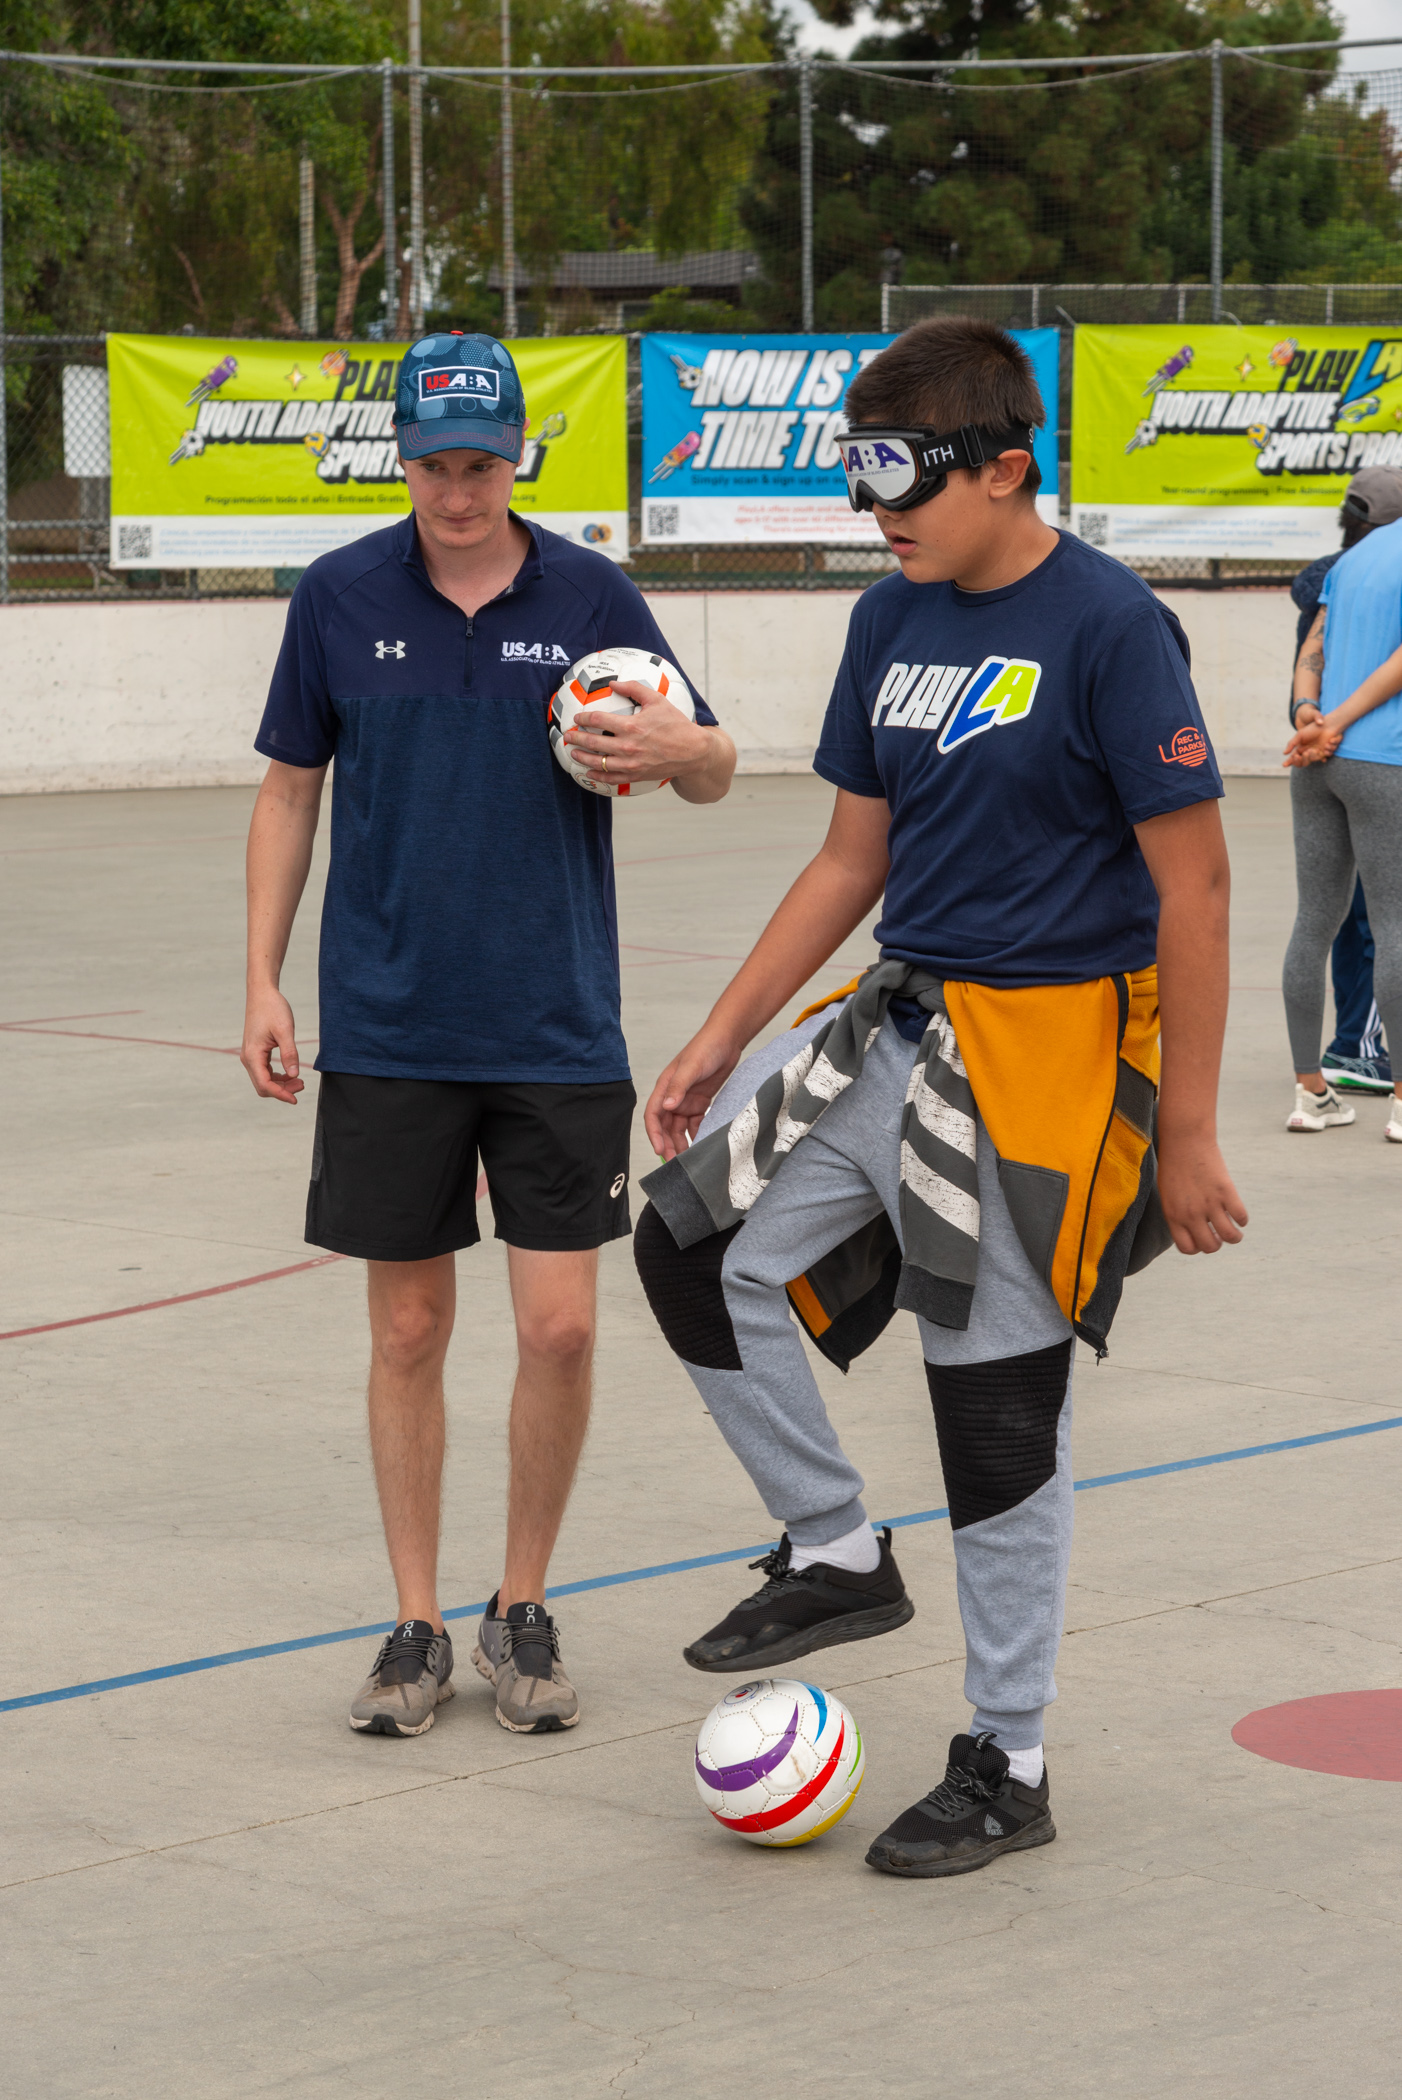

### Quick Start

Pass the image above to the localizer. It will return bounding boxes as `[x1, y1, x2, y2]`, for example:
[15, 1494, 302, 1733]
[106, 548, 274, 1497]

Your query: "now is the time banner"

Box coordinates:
[639, 329, 1061, 545]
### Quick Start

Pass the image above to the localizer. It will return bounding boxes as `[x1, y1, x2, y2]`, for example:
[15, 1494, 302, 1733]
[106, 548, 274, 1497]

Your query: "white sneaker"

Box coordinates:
[1286, 1082, 1355, 1132]
[1385, 1097, 1402, 1144]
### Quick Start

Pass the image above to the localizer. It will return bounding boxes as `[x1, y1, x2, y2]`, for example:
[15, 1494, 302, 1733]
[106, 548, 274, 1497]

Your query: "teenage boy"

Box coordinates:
[634, 317, 1246, 1878]
[241, 331, 734, 1739]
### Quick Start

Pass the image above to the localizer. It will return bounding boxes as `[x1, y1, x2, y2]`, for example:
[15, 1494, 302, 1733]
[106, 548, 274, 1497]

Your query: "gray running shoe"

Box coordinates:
[1321, 1050, 1394, 1095]
[349, 1619, 454, 1737]
[472, 1596, 580, 1733]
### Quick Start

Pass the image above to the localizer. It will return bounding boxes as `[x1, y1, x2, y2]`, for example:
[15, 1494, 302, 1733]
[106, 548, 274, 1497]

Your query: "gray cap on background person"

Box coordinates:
[1342, 466, 1402, 528]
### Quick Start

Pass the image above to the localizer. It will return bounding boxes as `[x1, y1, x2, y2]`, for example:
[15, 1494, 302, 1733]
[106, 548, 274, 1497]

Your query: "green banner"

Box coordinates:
[1071, 323, 1402, 561]
[108, 333, 628, 568]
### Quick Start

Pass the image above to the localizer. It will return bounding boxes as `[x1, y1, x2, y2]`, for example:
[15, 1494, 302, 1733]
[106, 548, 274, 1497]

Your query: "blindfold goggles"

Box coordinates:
[837, 423, 1036, 513]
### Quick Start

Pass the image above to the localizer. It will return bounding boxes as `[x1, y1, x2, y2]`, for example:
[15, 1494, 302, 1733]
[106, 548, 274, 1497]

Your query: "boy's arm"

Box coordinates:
[1133, 800, 1248, 1255]
[241, 759, 328, 1105]
[645, 788, 890, 1158]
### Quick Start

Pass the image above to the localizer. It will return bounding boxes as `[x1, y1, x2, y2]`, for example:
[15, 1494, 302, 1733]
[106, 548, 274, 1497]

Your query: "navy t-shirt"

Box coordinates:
[814, 530, 1222, 986]
[256, 514, 715, 1082]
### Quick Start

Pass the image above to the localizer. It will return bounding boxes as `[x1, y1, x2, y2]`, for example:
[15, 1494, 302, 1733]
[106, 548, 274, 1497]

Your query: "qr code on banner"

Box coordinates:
[1077, 512, 1110, 549]
[647, 504, 680, 538]
[117, 523, 153, 561]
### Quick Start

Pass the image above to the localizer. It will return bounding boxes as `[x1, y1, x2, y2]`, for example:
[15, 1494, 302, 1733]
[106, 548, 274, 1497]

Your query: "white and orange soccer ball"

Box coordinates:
[549, 647, 694, 798]
[694, 1678, 865, 1847]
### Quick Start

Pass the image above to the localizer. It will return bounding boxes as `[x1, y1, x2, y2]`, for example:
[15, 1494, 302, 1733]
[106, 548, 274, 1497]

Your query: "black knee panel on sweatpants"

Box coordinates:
[633, 1203, 744, 1371]
[924, 1339, 1073, 1531]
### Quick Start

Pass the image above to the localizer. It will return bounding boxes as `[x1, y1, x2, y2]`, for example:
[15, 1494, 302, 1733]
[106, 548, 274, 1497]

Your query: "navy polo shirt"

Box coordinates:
[255, 513, 714, 1083]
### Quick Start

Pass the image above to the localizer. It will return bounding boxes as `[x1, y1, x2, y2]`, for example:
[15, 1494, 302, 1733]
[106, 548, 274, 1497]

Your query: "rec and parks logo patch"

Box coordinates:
[1159, 726, 1209, 767]
[418, 365, 500, 406]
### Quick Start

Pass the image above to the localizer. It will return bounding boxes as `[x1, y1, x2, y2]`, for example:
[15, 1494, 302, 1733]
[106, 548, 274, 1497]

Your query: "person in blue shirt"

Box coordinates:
[1287, 468, 1402, 1096]
[1283, 502, 1402, 1143]
[633, 318, 1247, 1880]
[240, 331, 734, 1740]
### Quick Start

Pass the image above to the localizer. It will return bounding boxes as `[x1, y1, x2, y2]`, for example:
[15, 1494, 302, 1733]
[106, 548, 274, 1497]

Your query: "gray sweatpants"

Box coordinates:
[1283, 756, 1402, 1074]
[684, 1011, 1075, 1751]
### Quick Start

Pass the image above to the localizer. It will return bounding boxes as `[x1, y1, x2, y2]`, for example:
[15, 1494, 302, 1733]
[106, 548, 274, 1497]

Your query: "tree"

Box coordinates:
[1, 0, 396, 336]
[417, 0, 780, 331]
[0, 1, 135, 333]
[737, 0, 1399, 324]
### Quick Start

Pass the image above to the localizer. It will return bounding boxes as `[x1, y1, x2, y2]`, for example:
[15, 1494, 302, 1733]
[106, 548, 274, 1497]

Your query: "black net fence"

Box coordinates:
[2, 46, 1400, 598]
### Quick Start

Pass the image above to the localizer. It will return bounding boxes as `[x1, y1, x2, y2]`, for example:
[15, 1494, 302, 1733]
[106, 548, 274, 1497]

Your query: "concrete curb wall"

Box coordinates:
[0, 584, 1295, 795]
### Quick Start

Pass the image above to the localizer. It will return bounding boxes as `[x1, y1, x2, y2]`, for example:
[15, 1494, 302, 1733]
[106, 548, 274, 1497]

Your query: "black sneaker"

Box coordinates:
[682, 1527, 914, 1674]
[865, 1731, 1055, 1878]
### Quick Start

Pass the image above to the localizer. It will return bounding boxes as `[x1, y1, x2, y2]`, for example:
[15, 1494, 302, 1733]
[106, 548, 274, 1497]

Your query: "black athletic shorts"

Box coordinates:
[305, 1071, 636, 1261]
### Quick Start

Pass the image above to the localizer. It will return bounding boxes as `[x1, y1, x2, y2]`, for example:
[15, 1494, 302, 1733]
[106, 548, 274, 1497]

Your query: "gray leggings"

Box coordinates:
[1283, 757, 1402, 1073]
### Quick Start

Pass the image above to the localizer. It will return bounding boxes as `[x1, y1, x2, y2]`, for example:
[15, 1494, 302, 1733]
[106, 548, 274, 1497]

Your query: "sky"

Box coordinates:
[783, 0, 1402, 71]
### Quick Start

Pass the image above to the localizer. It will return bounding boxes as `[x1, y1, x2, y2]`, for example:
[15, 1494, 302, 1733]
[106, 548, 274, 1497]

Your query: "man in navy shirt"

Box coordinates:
[241, 332, 734, 1739]
[635, 319, 1246, 1878]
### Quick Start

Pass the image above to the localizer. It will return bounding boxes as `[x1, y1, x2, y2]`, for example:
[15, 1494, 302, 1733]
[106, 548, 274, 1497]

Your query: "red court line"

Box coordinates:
[0, 1254, 349, 1341]
[620, 943, 747, 968]
[0, 1010, 143, 1029]
[2, 1173, 490, 1341]
[616, 842, 803, 870]
[0, 834, 247, 857]
[4, 1026, 243, 1057]
[2, 1022, 320, 1059]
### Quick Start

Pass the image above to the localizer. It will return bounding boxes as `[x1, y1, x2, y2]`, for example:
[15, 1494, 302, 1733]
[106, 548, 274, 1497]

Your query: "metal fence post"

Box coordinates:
[381, 57, 398, 330]
[1210, 39, 1224, 323]
[0, 123, 8, 606]
[799, 57, 814, 333]
[501, 0, 517, 337]
[409, 0, 425, 334]
[299, 151, 316, 333]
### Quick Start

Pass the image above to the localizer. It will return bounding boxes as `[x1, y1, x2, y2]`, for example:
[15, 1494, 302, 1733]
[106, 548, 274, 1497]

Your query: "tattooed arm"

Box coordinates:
[1285, 606, 1332, 763]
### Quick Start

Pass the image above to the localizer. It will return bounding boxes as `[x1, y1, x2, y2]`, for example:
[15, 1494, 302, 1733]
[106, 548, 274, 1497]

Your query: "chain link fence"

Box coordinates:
[3, 43, 1400, 600]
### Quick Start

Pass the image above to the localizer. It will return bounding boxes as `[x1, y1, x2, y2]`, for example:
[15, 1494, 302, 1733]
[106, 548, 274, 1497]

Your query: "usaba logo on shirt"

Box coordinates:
[871, 654, 1042, 752]
[419, 366, 500, 404]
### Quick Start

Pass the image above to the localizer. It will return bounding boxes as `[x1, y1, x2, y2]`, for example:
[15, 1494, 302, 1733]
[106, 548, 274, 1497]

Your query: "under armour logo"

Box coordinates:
[376, 639, 406, 660]
[610, 1172, 627, 1198]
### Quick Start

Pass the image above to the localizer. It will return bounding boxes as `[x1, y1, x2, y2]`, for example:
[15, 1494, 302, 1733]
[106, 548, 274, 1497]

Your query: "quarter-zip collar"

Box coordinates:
[394, 509, 547, 693]
[394, 508, 547, 602]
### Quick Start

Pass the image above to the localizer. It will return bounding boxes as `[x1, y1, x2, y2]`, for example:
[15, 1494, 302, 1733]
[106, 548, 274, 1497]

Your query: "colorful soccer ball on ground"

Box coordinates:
[694, 1678, 865, 1847]
[549, 647, 694, 798]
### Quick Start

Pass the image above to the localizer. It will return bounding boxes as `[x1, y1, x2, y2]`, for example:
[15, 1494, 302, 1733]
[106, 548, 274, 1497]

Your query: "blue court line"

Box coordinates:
[5, 1411, 1402, 1717]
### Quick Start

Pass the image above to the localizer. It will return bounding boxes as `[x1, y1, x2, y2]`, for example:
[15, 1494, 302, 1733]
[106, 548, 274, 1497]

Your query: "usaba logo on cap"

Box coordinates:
[394, 331, 526, 464]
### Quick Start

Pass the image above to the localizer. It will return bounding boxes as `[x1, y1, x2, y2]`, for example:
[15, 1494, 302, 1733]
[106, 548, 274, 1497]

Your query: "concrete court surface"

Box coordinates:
[3, 773, 1400, 2097]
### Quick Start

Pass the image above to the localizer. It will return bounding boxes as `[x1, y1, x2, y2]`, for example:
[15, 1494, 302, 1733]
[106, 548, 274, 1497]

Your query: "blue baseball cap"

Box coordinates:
[394, 332, 526, 464]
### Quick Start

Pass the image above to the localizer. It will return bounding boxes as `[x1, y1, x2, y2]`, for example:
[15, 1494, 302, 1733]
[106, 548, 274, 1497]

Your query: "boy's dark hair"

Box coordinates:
[844, 316, 1045, 498]
[1341, 510, 1375, 550]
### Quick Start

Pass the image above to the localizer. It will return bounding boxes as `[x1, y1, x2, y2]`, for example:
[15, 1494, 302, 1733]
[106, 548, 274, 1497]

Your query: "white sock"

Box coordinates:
[1005, 1743, 1044, 1786]
[788, 1521, 881, 1575]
